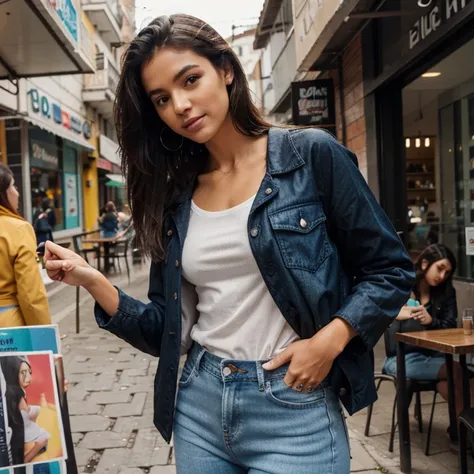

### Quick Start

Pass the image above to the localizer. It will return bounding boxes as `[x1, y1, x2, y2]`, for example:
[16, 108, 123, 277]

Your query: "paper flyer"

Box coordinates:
[0, 352, 67, 470]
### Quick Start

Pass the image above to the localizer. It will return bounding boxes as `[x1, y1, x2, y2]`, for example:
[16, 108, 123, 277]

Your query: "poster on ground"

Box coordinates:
[0, 352, 66, 470]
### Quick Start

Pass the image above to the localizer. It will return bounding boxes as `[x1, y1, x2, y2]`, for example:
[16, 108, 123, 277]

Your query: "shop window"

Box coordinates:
[402, 37, 474, 278]
[29, 126, 81, 233]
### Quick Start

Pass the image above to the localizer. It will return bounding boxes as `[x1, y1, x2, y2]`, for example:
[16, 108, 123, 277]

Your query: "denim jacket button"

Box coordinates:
[173, 292, 178, 300]
[339, 388, 347, 397]
[250, 227, 259, 237]
[175, 260, 180, 268]
[265, 187, 273, 195]
[167, 229, 173, 236]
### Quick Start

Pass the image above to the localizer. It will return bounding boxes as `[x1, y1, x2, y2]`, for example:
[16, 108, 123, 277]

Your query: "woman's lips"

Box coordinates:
[183, 115, 204, 132]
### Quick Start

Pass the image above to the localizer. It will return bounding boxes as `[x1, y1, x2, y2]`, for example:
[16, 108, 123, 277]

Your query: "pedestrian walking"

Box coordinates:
[0, 163, 51, 327]
[43, 14, 415, 473]
[33, 198, 56, 246]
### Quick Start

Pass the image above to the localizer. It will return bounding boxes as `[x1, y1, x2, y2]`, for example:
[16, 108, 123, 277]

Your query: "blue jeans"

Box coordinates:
[174, 343, 350, 474]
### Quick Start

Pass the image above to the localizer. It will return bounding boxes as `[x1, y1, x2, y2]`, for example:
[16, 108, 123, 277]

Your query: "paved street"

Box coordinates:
[46, 262, 466, 474]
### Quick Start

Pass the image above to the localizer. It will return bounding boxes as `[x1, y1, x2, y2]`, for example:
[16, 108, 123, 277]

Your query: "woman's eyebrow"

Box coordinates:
[148, 64, 200, 98]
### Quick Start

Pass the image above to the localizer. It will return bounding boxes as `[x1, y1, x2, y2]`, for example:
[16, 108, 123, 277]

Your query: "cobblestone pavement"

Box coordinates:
[49, 263, 396, 473]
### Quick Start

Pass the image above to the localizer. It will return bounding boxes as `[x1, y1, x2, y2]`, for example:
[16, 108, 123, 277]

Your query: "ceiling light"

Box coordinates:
[406, 138, 411, 148]
[415, 138, 421, 148]
[422, 72, 441, 78]
[425, 137, 430, 147]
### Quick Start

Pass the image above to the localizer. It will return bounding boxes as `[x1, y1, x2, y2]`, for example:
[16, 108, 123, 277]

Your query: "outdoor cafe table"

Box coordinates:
[396, 328, 474, 473]
[82, 232, 126, 273]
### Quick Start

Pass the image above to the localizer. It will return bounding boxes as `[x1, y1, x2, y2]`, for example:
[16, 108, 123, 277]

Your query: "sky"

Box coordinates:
[135, 0, 265, 40]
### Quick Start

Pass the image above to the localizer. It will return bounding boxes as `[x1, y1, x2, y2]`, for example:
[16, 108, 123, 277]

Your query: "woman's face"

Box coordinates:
[18, 362, 32, 389]
[141, 47, 234, 144]
[422, 258, 453, 287]
[6, 178, 19, 212]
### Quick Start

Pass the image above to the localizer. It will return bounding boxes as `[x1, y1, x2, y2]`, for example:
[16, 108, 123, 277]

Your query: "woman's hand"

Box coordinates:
[412, 306, 433, 325]
[262, 318, 356, 392]
[396, 306, 416, 321]
[44, 241, 99, 287]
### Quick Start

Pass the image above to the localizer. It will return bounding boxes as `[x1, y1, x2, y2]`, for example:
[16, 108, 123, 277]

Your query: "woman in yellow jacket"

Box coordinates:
[0, 163, 51, 327]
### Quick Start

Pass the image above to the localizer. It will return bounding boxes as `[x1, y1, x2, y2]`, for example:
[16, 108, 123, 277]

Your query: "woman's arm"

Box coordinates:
[308, 130, 416, 351]
[44, 242, 166, 357]
[14, 224, 51, 326]
[426, 290, 458, 329]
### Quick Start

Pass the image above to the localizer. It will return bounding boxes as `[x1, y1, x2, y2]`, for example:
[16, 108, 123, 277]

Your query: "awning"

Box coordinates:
[24, 115, 95, 152]
[105, 173, 125, 187]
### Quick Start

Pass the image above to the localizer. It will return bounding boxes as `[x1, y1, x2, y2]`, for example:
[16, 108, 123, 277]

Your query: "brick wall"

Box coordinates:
[325, 34, 368, 181]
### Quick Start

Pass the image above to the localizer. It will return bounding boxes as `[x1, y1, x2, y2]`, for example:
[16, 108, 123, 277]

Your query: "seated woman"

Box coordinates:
[99, 201, 119, 238]
[384, 243, 473, 420]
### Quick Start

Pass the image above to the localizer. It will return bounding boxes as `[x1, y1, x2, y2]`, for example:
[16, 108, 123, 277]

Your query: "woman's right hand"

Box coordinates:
[396, 306, 416, 321]
[44, 241, 99, 287]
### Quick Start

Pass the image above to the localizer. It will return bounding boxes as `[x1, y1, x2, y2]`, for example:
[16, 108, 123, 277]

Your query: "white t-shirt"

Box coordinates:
[181, 193, 299, 360]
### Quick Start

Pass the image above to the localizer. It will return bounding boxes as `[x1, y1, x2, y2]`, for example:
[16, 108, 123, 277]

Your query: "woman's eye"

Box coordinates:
[185, 75, 199, 86]
[156, 97, 168, 106]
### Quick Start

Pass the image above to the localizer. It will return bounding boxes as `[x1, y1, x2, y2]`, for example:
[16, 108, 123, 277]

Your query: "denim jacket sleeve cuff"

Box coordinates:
[334, 293, 392, 351]
[95, 286, 136, 333]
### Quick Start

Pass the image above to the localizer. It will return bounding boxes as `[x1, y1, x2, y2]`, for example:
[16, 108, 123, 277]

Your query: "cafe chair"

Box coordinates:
[365, 371, 438, 455]
[459, 408, 474, 473]
[72, 231, 101, 271]
[107, 239, 130, 285]
[365, 329, 438, 456]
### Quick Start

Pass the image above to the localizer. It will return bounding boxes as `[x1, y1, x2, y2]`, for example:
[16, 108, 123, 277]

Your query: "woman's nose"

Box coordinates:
[173, 94, 191, 115]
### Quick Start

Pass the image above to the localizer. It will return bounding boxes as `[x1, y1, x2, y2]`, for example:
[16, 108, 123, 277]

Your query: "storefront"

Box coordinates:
[362, 0, 474, 297]
[2, 82, 95, 237]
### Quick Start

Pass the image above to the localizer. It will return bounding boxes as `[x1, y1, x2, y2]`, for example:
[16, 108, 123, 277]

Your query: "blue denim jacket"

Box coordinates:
[95, 127, 415, 442]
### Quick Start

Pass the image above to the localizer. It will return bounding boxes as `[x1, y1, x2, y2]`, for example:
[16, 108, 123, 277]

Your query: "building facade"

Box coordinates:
[0, 0, 135, 237]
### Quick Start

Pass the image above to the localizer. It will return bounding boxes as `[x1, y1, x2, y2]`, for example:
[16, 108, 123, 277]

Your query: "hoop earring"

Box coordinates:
[160, 127, 184, 152]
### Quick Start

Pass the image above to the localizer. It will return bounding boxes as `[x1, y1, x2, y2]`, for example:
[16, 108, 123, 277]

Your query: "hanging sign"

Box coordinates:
[291, 79, 336, 131]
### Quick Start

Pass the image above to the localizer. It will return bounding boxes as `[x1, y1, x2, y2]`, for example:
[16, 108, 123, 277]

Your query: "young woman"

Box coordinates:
[384, 243, 470, 418]
[44, 14, 415, 473]
[0, 163, 51, 327]
[99, 201, 119, 238]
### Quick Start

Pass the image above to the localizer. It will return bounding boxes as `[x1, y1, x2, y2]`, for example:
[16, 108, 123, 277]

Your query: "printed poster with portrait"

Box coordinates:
[0, 352, 66, 471]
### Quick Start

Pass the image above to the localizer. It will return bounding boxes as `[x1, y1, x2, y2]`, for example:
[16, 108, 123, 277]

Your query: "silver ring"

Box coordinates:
[295, 383, 304, 391]
[307, 386, 314, 392]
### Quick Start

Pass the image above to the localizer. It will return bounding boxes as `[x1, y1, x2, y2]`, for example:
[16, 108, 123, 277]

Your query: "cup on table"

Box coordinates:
[463, 308, 474, 335]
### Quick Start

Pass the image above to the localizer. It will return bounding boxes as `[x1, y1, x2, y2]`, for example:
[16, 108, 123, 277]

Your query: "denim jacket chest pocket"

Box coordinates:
[269, 201, 331, 273]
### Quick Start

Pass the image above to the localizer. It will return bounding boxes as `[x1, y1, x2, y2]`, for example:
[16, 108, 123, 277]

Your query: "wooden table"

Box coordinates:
[396, 329, 474, 473]
[83, 232, 126, 273]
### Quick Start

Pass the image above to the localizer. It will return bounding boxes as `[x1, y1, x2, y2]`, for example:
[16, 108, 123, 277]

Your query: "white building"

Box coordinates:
[0, 0, 135, 236]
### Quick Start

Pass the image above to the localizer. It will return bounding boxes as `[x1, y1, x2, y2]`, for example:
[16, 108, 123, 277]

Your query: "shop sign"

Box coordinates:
[97, 158, 113, 171]
[409, 0, 472, 49]
[28, 89, 92, 140]
[30, 140, 59, 170]
[48, 0, 78, 43]
[291, 79, 336, 128]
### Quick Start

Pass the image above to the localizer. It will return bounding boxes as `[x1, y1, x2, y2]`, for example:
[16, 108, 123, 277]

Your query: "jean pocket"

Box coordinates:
[178, 362, 197, 388]
[264, 376, 326, 409]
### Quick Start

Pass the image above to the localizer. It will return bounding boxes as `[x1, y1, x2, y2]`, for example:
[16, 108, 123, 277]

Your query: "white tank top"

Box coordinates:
[181, 193, 299, 360]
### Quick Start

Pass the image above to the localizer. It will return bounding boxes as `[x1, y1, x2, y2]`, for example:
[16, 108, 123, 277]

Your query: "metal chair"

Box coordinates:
[107, 239, 130, 284]
[365, 370, 438, 455]
[72, 231, 101, 271]
[365, 327, 438, 455]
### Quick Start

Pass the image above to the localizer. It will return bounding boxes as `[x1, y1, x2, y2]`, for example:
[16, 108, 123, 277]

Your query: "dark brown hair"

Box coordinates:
[414, 243, 457, 303]
[115, 14, 271, 261]
[0, 162, 15, 214]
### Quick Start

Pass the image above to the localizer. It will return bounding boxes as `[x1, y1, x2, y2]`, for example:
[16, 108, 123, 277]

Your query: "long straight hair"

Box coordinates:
[414, 244, 457, 305]
[0, 163, 15, 214]
[115, 14, 271, 261]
